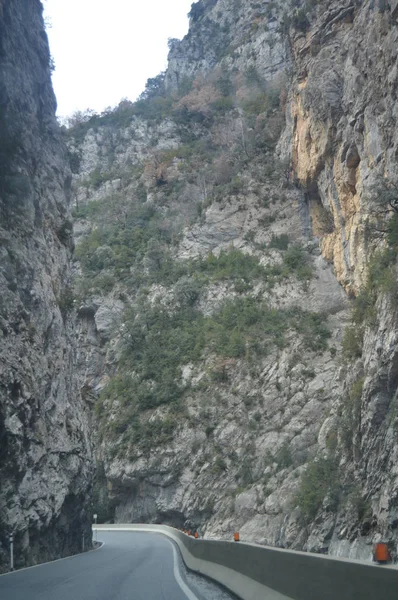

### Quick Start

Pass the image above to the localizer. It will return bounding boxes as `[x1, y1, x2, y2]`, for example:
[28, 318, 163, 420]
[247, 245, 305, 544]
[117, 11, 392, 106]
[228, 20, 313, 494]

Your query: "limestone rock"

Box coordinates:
[0, 0, 92, 572]
[69, 0, 398, 564]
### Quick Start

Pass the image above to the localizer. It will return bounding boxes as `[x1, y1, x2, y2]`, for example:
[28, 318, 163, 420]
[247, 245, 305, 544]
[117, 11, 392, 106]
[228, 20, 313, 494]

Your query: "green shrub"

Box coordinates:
[174, 277, 201, 307]
[210, 96, 235, 114]
[68, 149, 82, 174]
[229, 176, 244, 195]
[74, 199, 176, 286]
[212, 455, 227, 473]
[130, 416, 177, 453]
[292, 8, 310, 31]
[216, 70, 234, 97]
[289, 309, 330, 351]
[340, 378, 364, 452]
[296, 456, 339, 522]
[348, 239, 398, 332]
[283, 245, 314, 280]
[350, 378, 364, 403]
[235, 456, 254, 486]
[244, 65, 263, 88]
[342, 326, 363, 359]
[347, 487, 372, 522]
[139, 73, 166, 101]
[72, 200, 102, 220]
[368, 248, 398, 296]
[275, 443, 293, 469]
[87, 168, 113, 190]
[57, 286, 74, 317]
[197, 248, 266, 283]
[242, 94, 269, 116]
[269, 234, 289, 250]
[352, 289, 375, 325]
[220, 328, 246, 358]
[387, 213, 398, 246]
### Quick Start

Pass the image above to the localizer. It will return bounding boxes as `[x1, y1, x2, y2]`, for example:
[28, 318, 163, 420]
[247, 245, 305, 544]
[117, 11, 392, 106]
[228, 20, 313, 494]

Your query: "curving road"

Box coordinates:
[0, 531, 235, 600]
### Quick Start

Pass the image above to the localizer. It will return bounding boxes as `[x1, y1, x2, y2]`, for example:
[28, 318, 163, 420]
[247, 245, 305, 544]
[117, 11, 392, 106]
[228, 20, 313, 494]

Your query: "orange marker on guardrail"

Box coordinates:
[373, 543, 391, 564]
[194, 532, 199, 539]
[234, 532, 240, 542]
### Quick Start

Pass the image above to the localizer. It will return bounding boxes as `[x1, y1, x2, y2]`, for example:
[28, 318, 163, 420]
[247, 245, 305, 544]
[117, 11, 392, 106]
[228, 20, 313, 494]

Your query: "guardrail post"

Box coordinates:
[9, 533, 14, 571]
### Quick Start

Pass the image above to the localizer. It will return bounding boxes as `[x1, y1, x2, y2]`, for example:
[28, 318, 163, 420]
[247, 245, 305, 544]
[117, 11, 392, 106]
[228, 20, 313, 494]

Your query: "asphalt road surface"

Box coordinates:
[0, 531, 236, 600]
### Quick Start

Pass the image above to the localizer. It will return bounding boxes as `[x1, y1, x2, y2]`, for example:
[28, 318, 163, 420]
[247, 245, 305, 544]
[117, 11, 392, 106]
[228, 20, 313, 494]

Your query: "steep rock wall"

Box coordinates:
[69, 0, 398, 561]
[69, 0, 348, 550]
[166, 0, 286, 90]
[281, 0, 398, 291]
[0, 0, 92, 571]
[280, 0, 398, 558]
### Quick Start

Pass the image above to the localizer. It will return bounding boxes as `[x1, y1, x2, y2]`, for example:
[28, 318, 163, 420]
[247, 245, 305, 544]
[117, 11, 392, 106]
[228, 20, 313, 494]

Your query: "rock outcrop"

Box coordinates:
[280, 0, 398, 558]
[0, 0, 92, 571]
[281, 0, 398, 292]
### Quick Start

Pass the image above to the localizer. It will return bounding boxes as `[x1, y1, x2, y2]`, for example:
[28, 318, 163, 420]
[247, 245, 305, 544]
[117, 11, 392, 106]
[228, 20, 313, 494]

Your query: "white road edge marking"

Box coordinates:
[167, 539, 200, 600]
[0, 542, 105, 578]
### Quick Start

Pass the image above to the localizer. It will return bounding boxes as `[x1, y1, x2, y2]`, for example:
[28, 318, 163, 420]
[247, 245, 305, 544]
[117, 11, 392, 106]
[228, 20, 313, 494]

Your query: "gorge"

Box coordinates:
[2, 0, 398, 572]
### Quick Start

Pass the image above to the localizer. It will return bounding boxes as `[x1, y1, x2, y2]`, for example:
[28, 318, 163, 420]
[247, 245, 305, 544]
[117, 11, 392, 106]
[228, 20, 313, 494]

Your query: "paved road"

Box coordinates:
[0, 531, 235, 600]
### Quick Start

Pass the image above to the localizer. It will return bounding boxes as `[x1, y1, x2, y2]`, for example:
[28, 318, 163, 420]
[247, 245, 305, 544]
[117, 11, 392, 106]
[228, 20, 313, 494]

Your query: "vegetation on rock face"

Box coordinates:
[340, 378, 364, 455]
[342, 179, 398, 361]
[281, 0, 321, 33]
[313, 174, 398, 533]
[96, 294, 329, 453]
[69, 0, 346, 540]
[342, 326, 363, 360]
[296, 455, 339, 522]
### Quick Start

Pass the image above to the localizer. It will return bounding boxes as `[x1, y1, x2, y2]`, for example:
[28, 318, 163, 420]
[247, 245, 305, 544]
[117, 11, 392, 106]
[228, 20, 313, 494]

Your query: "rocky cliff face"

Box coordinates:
[0, 0, 92, 572]
[281, 0, 398, 292]
[280, 0, 398, 558]
[69, 0, 398, 561]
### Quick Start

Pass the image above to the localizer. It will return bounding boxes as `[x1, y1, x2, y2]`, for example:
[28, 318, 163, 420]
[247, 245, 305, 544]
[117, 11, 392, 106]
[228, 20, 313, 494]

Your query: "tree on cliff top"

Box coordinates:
[139, 72, 166, 101]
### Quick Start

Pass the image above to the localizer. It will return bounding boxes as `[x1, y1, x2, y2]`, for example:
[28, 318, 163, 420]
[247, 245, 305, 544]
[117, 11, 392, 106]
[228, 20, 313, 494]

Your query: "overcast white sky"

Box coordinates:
[43, 0, 193, 118]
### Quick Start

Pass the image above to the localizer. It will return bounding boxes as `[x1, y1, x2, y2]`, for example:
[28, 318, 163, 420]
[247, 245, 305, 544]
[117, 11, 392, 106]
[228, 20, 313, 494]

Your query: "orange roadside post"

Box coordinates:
[188, 530, 191, 536]
[194, 532, 199, 539]
[374, 543, 391, 564]
[234, 532, 240, 542]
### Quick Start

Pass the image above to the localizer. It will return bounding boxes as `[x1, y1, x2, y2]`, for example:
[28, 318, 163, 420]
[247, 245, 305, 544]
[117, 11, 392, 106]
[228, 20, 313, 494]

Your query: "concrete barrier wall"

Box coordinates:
[96, 524, 398, 600]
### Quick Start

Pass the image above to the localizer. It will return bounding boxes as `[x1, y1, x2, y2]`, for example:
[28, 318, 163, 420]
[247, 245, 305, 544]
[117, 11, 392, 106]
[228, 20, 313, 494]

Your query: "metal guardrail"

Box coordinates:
[95, 524, 398, 600]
